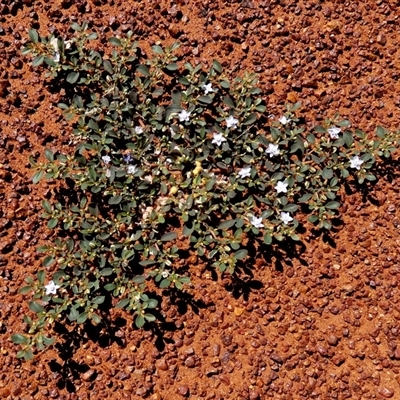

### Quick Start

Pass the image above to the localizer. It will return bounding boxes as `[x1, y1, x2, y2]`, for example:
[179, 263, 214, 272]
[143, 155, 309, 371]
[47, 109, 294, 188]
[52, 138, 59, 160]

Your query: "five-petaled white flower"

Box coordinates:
[275, 180, 288, 194]
[226, 115, 239, 129]
[178, 109, 191, 122]
[328, 126, 341, 139]
[161, 270, 170, 279]
[250, 215, 263, 229]
[350, 155, 364, 170]
[265, 143, 280, 157]
[127, 165, 138, 174]
[279, 116, 290, 125]
[280, 212, 293, 225]
[134, 126, 143, 134]
[201, 82, 214, 95]
[102, 155, 111, 164]
[212, 132, 227, 147]
[238, 166, 252, 179]
[45, 280, 60, 295]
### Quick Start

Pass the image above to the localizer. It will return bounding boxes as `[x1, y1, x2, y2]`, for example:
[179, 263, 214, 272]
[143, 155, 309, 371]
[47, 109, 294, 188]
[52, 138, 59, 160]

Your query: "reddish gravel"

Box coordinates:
[1, 0, 400, 399]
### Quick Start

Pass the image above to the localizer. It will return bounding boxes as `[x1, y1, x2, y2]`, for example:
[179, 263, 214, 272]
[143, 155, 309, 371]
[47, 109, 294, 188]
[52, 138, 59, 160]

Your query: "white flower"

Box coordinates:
[238, 166, 251, 179]
[178, 110, 191, 122]
[50, 37, 60, 62]
[127, 165, 138, 174]
[212, 132, 227, 147]
[64, 40, 72, 50]
[226, 115, 239, 129]
[50, 37, 59, 52]
[280, 212, 293, 225]
[45, 281, 60, 295]
[201, 82, 214, 94]
[134, 126, 143, 134]
[161, 270, 170, 279]
[144, 175, 153, 183]
[265, 143, 280, 157]
[250, 215, 263, 229]
[275, 180, 288, 194]
[350, 155, 364, 170]
[328, 126, 341, 139]
[279, 116, 290, 125]
[102, 155, 111, 164]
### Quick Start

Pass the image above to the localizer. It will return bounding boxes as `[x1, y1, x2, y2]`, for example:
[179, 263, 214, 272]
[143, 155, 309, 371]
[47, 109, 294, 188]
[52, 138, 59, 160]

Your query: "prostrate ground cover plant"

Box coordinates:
[12, 22, 400, 360]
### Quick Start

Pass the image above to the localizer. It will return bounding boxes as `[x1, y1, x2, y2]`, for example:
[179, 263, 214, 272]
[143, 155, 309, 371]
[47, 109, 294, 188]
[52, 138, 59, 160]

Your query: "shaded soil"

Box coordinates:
[1, 0, 400, 399]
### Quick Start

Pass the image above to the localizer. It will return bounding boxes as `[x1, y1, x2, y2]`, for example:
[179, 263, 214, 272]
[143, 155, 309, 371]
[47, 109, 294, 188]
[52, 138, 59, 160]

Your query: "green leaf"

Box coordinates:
[166, 63, 179, 71]
[376, 126, 386, 138]
[343, 131, 353, 147]
[108, 37, 122, 46]
[47, 218, 58, 229]
[32, 55, 45, 67]
[43, 256, 55, 268]
[282, 204, 298, 212]
[135, 315, 145, 328]
[308, 215, 319, 223]
[116, 298, 130, 309]
[92, 296, 105, 305]
[32, 170, 44, 184]
[37, 270, 45, 285]
[19, 286, 32, 294]
[144, 313, 156, 322]
[223, 96, 235, 108]
[220, 80, 230, 89]
[29, 301, 44, 313]
[44, 148, 54, 162]
[42, 336, 55, 346]
[212, 60, 223, 73]
[325, 201, 340, 210]
[159, 279, 171, 288]
[321, 168, 333, 180]
[179, 276, 190, 284]
[127, 275, 144, 286]
[264, 234, 272, 245]
[298, 193, 312, 203]
[137, 64, 149, 76]
[198, 96, 213, 104]
[42, 201, 52, 213]
[103, 59, 113, 74]
[77, 312, 88, 324]
[11, 334, 28, 344]
[67, 72, 80, 84]
[100, 268, 113, 276]
[218, 219, 236, 229]
[161, 232, 177, 242]
[243, 113, 257, 125]
[108, 195, 122, 205]
[234, 249, 248, 260]
[152, 45, 164, 55]
[29, 29, 39, 43]
[139, 259, 156, 266]
[68, 307, 79, 321]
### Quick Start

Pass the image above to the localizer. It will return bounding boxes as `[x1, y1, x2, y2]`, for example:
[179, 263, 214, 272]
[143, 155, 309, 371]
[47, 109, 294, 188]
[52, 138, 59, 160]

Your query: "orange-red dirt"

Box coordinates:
[1, 0, 400, 399]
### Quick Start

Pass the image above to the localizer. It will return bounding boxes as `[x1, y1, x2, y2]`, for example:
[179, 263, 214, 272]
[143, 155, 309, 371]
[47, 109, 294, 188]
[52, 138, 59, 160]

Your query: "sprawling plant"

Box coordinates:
[12, 22, 400, 359]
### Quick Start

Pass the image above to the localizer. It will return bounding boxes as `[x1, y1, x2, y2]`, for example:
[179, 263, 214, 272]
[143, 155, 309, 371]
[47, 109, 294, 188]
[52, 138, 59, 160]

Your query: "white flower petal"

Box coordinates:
[238, 166, 252, 178]
[45, 280, 60, 295]
[265, 143, 280, 157]
[280, 212, 293, 225]
[226, 115, 239, 129]
[275, 180, 288, 194]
